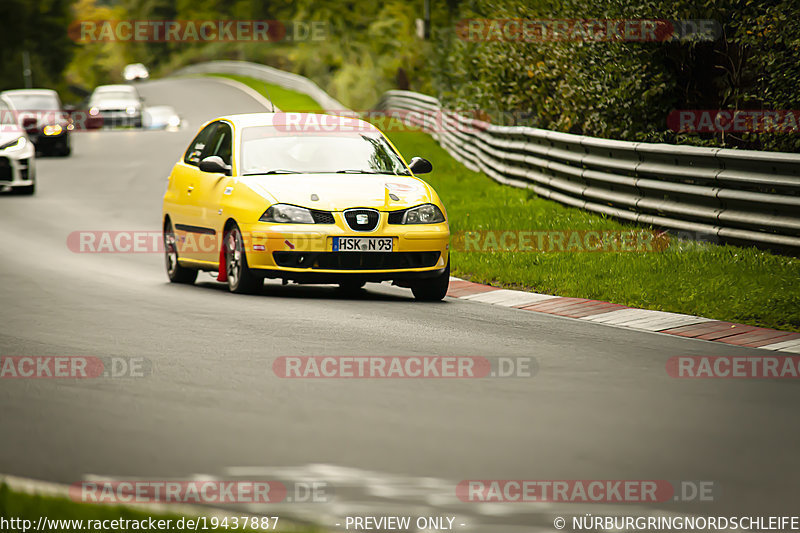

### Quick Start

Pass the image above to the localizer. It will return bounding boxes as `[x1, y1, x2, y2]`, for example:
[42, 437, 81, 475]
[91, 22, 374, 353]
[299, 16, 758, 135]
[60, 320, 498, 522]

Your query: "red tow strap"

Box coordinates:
[217, 232, 228, 282]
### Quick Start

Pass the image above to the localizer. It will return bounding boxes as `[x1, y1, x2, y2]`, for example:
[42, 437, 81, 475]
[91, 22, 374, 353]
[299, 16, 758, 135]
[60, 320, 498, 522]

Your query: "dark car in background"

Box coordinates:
[0, 89, 72, 156]
[88, 84, 144, 128]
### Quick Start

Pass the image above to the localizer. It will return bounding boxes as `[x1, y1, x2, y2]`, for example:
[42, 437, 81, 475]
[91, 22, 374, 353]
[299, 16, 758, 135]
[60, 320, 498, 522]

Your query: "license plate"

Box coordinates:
[333, 237, 393, 252]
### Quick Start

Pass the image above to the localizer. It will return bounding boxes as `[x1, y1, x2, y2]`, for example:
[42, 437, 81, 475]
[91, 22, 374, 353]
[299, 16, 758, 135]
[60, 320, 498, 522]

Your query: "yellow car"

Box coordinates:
[162, 113, 450, 300]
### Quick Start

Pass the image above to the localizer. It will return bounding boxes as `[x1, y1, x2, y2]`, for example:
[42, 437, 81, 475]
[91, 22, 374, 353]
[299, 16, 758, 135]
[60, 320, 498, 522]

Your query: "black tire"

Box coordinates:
[164, 220, 198, 284]
[410, 259, 450, 301]
[224, 223, 262, 294]
[338, 279, 366, 292]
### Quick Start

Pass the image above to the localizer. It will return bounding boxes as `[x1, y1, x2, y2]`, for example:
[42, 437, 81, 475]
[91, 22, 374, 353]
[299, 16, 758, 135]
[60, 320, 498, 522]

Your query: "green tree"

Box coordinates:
[0, 0, 77, 95]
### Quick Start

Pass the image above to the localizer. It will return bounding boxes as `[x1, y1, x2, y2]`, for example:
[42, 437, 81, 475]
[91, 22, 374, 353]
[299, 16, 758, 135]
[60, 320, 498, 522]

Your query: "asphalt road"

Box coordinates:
[1, 77, 798, 531]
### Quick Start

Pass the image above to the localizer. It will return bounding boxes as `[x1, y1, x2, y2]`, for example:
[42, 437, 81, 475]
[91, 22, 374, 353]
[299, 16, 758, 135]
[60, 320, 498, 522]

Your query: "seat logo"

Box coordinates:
[356, 214, 369, 225]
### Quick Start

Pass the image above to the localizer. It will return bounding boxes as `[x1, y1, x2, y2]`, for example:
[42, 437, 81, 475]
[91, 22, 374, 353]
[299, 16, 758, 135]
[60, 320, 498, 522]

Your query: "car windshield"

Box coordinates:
[240, 126, 410, 175]
[5, 94, 59, 110]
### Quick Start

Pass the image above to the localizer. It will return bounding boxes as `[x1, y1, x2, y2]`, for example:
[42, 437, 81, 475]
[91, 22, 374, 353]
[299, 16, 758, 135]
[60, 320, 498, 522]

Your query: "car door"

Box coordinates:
[193, 120, 234, 263]
[166, 121, 218, 263]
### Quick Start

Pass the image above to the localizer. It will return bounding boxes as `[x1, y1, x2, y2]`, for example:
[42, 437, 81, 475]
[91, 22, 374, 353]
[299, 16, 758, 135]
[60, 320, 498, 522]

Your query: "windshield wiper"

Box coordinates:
[334, 169, 402, 175]
[243, 169, 301, 175]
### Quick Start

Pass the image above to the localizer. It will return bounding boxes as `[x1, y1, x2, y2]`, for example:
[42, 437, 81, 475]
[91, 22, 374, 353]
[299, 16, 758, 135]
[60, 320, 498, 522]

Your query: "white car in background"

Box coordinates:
[143, 105, 181, 130]
[0, 95, 36, 195]
[88, 84, 144, 128]
[123, 63, 149, 81]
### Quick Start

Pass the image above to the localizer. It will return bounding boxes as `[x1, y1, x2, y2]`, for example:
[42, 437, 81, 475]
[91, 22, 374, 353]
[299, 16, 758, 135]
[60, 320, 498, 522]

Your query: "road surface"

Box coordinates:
[1, 77, 797, 531]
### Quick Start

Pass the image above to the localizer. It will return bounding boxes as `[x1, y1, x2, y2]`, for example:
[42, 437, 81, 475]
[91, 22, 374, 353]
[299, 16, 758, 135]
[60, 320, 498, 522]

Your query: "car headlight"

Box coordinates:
[126, 106, 138, 115]
[43, 124, 62, 136]
[399, 204, 445, 224]
[260, 204, 315, 224]
[0, 136, 27, 151]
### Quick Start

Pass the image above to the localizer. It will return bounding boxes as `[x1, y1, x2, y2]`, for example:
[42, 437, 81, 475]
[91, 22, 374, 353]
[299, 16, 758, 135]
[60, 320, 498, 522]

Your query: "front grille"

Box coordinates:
[343, 208, 380, 231]
[273, 251, 440, 270]
[310, 210, 335, 224]
[0, 157, 11, 182]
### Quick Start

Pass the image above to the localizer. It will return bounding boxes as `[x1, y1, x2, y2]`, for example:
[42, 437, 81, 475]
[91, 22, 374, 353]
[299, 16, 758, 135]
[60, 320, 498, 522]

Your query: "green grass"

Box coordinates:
[0, 483, 316, 532]
[209, 74, 800, 333]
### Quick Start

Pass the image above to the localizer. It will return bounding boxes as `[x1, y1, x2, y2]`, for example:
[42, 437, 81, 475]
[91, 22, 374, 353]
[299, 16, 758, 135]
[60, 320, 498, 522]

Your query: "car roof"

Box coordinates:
[1, 89, 59, 97]
[218, 112, 379, 132]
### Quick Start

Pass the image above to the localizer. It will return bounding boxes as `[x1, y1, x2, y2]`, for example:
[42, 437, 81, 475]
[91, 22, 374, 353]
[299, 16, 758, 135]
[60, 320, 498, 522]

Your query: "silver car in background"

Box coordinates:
[88, 84, 144, 128]
[0, 95, 36, 195]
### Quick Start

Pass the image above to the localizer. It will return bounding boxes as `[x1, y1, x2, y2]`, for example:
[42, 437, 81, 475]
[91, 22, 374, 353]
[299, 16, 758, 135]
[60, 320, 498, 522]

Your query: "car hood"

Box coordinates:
[237, 173, 433, 211]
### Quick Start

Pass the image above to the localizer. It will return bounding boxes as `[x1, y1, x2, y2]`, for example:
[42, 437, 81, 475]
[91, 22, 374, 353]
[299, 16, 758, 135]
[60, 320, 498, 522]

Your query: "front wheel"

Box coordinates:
[164, 220, 198, 284]
[225, 224, 262, 294]
[410, 260, 450, 301]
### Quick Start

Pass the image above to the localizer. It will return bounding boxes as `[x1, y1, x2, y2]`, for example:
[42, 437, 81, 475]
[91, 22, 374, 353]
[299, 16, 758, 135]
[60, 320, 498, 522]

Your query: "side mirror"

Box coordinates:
[408, 156, 433, 174]
[199, 156, 231, 175]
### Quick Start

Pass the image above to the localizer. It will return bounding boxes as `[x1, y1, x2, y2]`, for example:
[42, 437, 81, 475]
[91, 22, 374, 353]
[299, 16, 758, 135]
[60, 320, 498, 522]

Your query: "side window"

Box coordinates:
[184, 123, 217, 165]
[201, 122, 233, 166]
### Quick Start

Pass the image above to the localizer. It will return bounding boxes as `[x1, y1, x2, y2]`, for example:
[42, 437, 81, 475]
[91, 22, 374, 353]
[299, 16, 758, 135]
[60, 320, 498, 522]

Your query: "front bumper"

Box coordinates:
[97, 111, 142, 127]
[237, 217, 449, 281]
[0, 144, 35, 189]
[28, 130, 68, 151]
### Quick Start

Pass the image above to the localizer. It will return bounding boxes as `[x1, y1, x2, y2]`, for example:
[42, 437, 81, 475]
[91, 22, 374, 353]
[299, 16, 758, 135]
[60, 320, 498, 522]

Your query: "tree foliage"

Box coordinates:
[0, 0, 76, 95]
[6, 0, 798, 150]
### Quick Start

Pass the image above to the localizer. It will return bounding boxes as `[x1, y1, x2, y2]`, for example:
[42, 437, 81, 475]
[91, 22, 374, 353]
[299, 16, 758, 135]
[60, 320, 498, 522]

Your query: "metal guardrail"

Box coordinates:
[377, 90, 800, 249]
[172, 60, 348, 113]
[171, 62, 799, 249]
